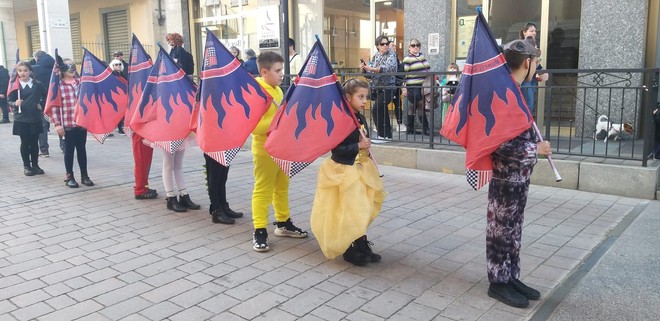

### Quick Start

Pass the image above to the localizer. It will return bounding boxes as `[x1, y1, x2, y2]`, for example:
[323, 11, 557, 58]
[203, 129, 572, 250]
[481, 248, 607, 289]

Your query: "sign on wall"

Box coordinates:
[456, 15, 476, 58]
[428, 33, 439, 55]
[258, 6, 280, 49]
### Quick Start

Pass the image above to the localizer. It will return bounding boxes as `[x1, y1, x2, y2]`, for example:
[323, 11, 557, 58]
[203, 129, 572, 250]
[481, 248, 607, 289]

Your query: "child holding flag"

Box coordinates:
[310, 78, 385, 266]
[49, 59, 94, 188]
[251, 51, 308, 252]
[8, 61, 48, 176]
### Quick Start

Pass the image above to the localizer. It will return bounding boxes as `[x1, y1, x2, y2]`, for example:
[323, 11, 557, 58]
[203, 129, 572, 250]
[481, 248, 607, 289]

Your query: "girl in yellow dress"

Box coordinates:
[310, 78, 386, 266]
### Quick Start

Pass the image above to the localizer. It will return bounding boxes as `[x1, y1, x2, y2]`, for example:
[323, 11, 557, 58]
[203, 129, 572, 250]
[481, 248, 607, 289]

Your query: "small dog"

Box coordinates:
[594, 115, 634, 142]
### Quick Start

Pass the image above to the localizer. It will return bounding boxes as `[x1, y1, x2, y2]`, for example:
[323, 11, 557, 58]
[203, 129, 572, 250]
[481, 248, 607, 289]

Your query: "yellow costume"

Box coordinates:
[251, 77, 289, 229]
[310, 124, 386, 259]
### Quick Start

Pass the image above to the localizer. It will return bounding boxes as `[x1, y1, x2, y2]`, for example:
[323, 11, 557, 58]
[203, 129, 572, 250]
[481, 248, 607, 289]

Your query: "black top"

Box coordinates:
[8, 79, 47, 123]
[331, 112, 369, 166]
[0, 66, 9, 96]
[169, 46, 195, 75]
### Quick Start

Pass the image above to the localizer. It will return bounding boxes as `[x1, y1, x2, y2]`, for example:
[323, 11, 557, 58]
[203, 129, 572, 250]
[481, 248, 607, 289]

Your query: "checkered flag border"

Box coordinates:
[91, 133, 112, 144]
[206, 147, 241, 167]
[466, 169, 492, 191]
[272, 157, 311, 178]
[152, 139, 185, 155]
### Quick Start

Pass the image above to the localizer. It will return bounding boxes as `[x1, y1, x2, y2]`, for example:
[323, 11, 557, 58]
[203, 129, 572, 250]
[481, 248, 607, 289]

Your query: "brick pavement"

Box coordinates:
[0, 124, 645, 320]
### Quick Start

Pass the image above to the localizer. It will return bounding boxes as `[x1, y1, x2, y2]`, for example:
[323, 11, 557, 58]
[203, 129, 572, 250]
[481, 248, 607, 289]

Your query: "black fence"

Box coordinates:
[76, 42, 156, 64]
[295, 68, 659, 166]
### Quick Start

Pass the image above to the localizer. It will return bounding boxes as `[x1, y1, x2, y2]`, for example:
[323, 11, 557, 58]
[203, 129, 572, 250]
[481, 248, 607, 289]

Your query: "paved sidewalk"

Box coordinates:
[0, 123, 654, 321]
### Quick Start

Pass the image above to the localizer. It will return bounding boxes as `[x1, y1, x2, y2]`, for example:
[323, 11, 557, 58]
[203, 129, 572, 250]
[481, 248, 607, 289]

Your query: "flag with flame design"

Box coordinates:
[73, 48, 128, 143]
[440, 11, 533, 190]
[6, 49, 20, 97]
[193, 29, 272, 166]
[264, 40, 358, 178]
[124, 34, 153, 137]
[44, 49, 63, 119]
[131, 44, 196, 154]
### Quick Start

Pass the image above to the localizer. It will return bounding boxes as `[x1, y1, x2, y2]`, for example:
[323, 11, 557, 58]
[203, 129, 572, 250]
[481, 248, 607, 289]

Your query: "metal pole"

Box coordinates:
[282, 0, 290, 86]
[1, 22, 7, 67]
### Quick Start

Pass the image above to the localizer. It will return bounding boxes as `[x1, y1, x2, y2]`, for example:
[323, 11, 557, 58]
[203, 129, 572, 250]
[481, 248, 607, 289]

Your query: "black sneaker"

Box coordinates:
[24, 166, 35, 176]
[81, 176, 94, 186]
[488, 283, 529, 308]
[253, 228, 269, 252]
[510, 279, 541, 300]
[342, 243, 369, 266]
[65, 174, 79, 188]
[273, 218, 308, 238]
[32, 165, 45, 175]
[135, 189, 158, 199]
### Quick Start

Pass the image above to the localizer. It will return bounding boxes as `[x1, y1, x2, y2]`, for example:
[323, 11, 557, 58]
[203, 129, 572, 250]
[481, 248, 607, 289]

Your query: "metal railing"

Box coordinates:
[76, 42, 156, 64]
[282, 68, 659, 166]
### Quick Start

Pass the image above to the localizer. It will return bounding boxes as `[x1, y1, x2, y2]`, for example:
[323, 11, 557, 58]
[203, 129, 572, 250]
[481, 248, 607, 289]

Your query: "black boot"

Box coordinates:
[420, 114, 430, 136]
[65, 174, 79, 188]
[223, 202, 244, 218]
[166, 196, 188, 212]
[510, 279, 541, 300]
[406, 115, 421, 135]
[32, 164, 45, 175]
[211, 209, 235, 224]
[355, 235, 381, 262]
[179, 194, 201, 210]
[342, 242, 369, 266]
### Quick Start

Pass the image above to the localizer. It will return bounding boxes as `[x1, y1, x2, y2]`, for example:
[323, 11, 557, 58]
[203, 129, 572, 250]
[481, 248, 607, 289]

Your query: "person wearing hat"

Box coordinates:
[484, 38, 553, 309]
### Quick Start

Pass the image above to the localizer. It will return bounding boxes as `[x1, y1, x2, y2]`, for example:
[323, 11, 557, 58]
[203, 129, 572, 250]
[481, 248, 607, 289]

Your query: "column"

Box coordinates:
[0, 0, 17, 67]
[36, 0, 73, 59]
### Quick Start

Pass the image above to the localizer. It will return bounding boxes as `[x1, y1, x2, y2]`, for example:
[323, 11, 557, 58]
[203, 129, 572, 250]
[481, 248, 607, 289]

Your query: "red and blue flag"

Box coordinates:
[6, 49, 20, 97]
[194, 29, 272, 166]
[131, 44, 196, 154]
[74, 48, 128, 143]
[125, 34, 153, 137]
[265, 39, 358, 178]
[440, 11, 533, 190]
[44, 49, 63, 121]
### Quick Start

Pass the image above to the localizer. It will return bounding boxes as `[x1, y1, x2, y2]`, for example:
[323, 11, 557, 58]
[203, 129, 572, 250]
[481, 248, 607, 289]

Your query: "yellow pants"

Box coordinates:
[251, 152, 290, 229]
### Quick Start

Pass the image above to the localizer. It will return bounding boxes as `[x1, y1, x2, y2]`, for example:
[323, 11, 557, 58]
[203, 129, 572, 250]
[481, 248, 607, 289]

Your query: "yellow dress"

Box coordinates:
[310, 148, 386, 259]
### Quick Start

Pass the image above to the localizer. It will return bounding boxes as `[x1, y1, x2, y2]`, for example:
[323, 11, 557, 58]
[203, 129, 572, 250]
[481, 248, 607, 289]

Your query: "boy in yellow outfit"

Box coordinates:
[252, 51, 308, 252]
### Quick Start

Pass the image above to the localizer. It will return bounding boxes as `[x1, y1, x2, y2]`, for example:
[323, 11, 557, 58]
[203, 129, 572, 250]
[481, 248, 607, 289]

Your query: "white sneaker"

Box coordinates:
[398, 124, 407, 132]
[273, 219, 308, 238]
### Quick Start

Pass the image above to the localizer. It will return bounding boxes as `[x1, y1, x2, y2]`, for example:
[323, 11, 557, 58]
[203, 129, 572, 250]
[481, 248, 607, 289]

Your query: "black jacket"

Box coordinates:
[0, 66, 9, 97]
[170, 46, 195, 75]
[331, 112, 369, 165]
[31, 54, 55, 90]
[8, 80, 47, 123]
[654, 105, 660, 141]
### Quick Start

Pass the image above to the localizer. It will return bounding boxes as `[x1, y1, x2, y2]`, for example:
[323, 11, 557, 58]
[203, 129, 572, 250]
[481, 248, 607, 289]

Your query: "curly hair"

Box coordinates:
[166, 32, 184, 46]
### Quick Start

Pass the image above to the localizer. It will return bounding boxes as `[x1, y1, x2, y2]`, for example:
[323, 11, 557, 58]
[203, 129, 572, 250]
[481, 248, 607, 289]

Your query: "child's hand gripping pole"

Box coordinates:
[532, 122, 562, 182]
[358, 127, 384, 177]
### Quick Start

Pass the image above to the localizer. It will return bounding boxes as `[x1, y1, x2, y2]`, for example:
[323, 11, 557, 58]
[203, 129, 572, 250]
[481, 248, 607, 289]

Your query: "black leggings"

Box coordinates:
[205, 154, 229, 214]
[19, 133, 39, 167]
[64, 127, 88, 177]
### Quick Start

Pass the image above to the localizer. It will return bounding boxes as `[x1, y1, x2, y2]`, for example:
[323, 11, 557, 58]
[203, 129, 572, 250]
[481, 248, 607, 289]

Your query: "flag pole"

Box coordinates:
[315, 34, 384, 177]
[532, 122, 562, 182]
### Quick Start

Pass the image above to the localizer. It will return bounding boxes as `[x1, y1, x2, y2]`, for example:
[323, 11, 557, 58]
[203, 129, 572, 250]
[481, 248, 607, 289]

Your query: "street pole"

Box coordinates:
[282, 0, 291, 86]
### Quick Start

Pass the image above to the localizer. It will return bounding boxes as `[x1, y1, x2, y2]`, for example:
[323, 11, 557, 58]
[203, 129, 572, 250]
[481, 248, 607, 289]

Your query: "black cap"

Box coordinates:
[113, 51, 123, 57]
[503, 39, 540, 57]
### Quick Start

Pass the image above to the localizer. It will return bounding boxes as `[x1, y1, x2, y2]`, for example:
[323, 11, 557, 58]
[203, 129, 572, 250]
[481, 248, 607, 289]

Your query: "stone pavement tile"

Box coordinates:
[430, 275, 475, 298]
[10, 302, 54, 321]
[137, 301, 183, 320]
[360, 290, 414, 319]
[185, 271, 216, 285]
[389, 302, 442, 321]
[310, 304, 348, 321]
[197, 293, 241, 314]
[225, 279, 272, 301]
[285, 269, 329, 290]
[313, 280, 347, 296]
[68, 278, 126, 302]
[36, 299, 103, 321]
[344, 309, 385, 321]
[119, 314, 152, 321]
[134, 256, 187, 277]
[7, 249, 48, 264]
[76, 312, 113, 321]
[83, 267, 121, 283]
[45, 294, 77, 310]
[94, 281, 153, 306]
[0, 275, 25, 290]
[270, 282, 305, 298]
[325, 292, 367, 314]
[0, 279, 47, 301]
[208, 311, 250, 321]
[0, 258, 51, 277]
[229, 290, 288, 320]
[477, 308, 525, 321]
[170, 282, 225, 308]
[9, 289, 51, 308]
[440, 301, 486, 321]
[168, 306, 216, 321]
[140, 278, 197, 303]
[0, 300, 17, 315]
[98, 297, 153, 320]
[212, 265, 264, 289]
[20, 261, 74, 281]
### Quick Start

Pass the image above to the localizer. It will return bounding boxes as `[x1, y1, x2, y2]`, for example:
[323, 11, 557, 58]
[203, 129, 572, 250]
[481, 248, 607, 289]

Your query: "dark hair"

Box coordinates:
[288, 38, 296, 50]
[503, 38, 539, 70]
[245, 48, 256, 58]
[519, 22, 537, 39]
[229, 46, 241, 58]
[16, 61, 34, 75]
[33, 50, 47, 61]
[343, 78, 369, 96]
[257, 51, 284, 71]
[375, 35, 389, 47]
